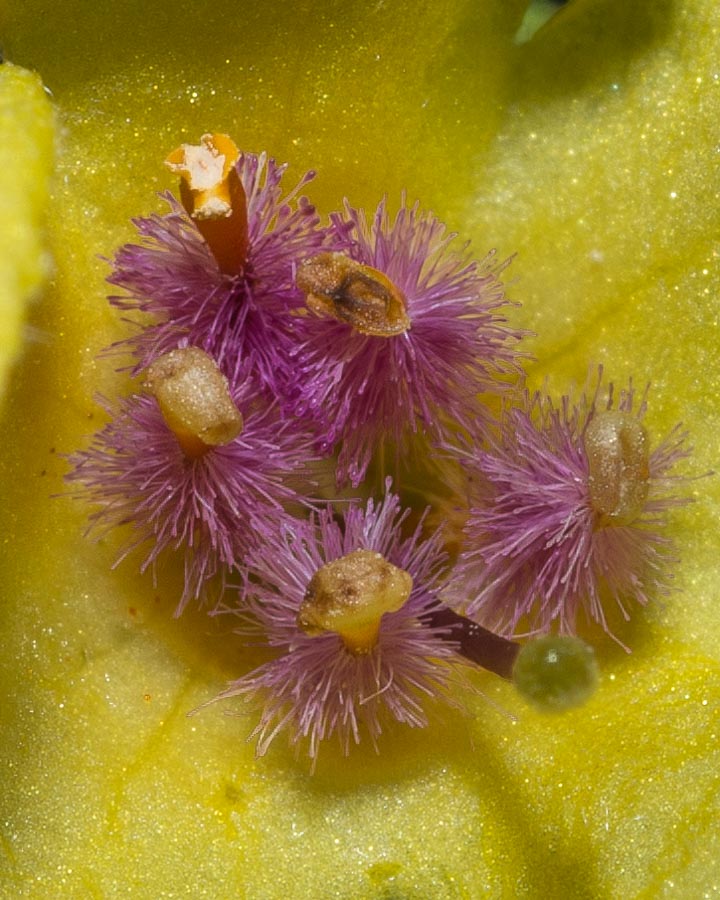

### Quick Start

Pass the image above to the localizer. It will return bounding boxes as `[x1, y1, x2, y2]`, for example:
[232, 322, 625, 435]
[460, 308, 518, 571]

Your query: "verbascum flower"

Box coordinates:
[67, 348, 317, 614]
[109, 141, 330, 393]
[291, 196, 524, 486]
[3, 1, 719, 897]
[446, 374, 691, 642]
[210, 487, 460, 762]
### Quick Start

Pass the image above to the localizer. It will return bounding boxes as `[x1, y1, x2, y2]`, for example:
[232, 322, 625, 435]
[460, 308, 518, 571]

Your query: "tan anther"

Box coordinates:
[165, 133, 248, 275]
[297, 252, 411, 337]
[584, 410, 650, 526]
[144, 347, 243, 459]
[297, 549, 413, 654]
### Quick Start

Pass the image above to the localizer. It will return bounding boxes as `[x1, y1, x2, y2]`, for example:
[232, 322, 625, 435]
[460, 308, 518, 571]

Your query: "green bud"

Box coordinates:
[512, 635, 598, 712]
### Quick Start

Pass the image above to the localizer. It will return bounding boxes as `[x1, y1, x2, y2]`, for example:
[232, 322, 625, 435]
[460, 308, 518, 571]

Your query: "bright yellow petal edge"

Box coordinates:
[1, 1, 720, 897]
[0, 63, 54, 402]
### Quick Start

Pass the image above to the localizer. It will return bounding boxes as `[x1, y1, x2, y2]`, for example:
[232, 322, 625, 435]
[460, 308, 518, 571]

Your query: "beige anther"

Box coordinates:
[297, 252, 411, 337]
[298, 549, 413, 654]
[585, 410, 650, 525]
[144, 347, 243, 459]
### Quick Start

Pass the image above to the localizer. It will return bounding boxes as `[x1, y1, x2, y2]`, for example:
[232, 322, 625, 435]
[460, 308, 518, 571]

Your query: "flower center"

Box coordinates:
[297, 549, 413, 654]
[144, 347, 244, 459]
[584, 410, 650, 525]
[297, 252, 411, 337]
[166, 132, 248, 275]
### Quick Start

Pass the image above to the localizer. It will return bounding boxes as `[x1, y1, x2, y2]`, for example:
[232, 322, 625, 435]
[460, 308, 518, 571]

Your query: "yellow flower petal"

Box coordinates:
[0, 63, 54, 402]
[1, 1, 719, 896]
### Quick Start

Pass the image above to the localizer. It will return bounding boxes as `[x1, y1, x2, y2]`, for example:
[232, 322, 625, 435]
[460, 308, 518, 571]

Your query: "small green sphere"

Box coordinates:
[512, 635, 598, 712]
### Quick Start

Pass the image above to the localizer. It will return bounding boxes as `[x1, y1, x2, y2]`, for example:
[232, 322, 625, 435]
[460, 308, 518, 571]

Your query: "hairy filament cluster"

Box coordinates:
[445, 374, 691, 645]
[208, 488, 460, 763]
[66, 134, 693, 763]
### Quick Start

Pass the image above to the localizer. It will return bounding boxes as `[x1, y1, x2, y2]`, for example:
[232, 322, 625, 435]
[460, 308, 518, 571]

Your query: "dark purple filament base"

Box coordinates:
[424, 607, 521, 680]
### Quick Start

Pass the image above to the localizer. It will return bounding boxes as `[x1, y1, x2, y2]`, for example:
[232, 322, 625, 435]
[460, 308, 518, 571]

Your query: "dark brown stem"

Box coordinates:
[424, 607, 520, 680]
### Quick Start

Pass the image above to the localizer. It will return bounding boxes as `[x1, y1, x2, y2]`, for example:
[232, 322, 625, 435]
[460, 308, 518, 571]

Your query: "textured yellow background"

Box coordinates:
[0, 63, 53, 400]
[1, 1, 719, 897]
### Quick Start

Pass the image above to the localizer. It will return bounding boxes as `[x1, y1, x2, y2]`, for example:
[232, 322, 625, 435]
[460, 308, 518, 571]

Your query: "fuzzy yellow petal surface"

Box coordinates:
[1, 1, 719, 898]
[0, 63, 54, 402]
